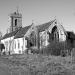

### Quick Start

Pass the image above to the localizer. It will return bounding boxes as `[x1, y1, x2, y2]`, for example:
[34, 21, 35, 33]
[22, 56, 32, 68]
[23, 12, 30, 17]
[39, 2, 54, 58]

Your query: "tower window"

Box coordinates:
[15, 19, 17, 26]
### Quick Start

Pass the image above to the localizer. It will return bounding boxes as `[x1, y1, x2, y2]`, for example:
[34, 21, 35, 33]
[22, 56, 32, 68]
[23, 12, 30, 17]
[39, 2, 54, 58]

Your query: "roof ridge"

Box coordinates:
[37, 19, 55, 32]
[2, 29, 20, 40]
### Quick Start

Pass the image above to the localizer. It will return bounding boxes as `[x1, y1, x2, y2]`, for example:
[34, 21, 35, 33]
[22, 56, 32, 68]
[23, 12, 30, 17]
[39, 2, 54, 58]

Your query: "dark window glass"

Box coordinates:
[15, 19, 17, 26]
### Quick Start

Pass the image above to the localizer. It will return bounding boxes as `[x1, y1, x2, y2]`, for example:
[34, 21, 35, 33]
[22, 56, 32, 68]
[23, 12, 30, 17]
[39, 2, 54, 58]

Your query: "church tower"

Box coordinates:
[9, 9, 22, 32]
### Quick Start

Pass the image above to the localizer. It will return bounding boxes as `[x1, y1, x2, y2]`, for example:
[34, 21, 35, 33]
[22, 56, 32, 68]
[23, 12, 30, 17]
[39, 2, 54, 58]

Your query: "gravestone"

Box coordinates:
[72, 48, 75, 64]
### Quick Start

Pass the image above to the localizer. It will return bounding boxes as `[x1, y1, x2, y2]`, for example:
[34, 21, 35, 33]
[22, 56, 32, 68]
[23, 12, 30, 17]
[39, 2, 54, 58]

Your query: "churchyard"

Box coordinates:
[0, 53, 75, 75]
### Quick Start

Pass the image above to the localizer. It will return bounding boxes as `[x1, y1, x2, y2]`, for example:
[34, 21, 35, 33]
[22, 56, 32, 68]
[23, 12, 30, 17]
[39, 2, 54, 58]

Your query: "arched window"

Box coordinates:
[15, 19, 17, 26]
[51, 26, 59, 41]
[30, 31, 36, 47]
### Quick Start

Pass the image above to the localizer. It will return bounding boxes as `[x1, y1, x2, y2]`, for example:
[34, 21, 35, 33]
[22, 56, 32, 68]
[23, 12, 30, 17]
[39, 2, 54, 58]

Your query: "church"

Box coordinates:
[1, 10, 67, 55]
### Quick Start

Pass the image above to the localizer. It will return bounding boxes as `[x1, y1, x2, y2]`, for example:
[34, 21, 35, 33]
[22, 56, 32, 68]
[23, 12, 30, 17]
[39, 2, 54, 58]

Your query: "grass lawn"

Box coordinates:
[0, 54, 74, 75]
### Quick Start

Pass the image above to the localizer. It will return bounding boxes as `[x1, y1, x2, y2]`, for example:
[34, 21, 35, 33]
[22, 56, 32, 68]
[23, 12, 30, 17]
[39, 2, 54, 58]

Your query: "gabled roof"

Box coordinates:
[14, 25, 31, 39]
[37, 19, 55, 32]
[2, 30, 18, 40]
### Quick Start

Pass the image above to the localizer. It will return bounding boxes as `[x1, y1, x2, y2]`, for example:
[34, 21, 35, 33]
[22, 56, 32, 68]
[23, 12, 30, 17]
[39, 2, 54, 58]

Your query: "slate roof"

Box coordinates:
[14, 25, 31, 39]
[2, 30, 19, 40]
[37, 19, 55, 32]
[1, 19, 57, 40]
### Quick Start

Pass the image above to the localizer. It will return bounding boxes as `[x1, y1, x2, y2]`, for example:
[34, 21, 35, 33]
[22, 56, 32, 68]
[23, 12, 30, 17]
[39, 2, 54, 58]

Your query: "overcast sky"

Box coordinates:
[0, 0, 75, 35]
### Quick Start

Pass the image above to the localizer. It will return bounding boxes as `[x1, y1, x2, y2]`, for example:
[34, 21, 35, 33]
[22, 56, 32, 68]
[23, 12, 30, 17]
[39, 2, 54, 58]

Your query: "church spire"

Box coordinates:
[32, 20, 34, 25]
[16, 6, 19, 13]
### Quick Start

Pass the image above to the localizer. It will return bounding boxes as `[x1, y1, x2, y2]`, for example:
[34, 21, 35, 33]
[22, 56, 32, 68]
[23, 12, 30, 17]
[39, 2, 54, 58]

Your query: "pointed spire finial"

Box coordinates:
[54, 16, 57, 20]
[32, 20, 34, 25]
[32, 20, 34, 23]
[16, 6, 19, 13]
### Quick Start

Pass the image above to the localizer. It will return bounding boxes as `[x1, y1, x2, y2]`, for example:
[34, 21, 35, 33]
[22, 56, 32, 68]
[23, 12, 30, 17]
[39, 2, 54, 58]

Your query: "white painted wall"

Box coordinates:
[14, 37, 27, 54]
[1, 36, 14, 54]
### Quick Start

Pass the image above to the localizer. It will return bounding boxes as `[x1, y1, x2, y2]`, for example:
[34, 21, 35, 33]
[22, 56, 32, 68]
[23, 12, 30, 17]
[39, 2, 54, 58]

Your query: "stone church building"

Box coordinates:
[1, 10, 67, 54]
[25, 19, 66, 49]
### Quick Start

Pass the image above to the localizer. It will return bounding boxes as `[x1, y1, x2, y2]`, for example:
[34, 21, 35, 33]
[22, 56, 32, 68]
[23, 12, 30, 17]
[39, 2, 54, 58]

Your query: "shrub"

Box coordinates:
[25, 41, 73, 56]
[40, 41, 69, 56]
[25, 47, 39, 54]
[30, 46, 39, 54]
